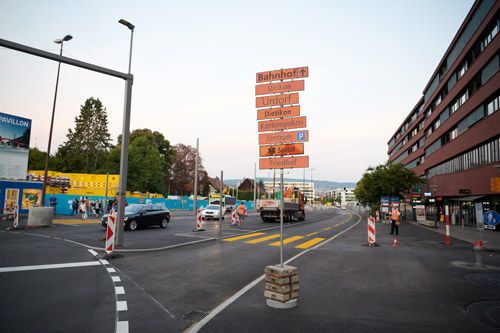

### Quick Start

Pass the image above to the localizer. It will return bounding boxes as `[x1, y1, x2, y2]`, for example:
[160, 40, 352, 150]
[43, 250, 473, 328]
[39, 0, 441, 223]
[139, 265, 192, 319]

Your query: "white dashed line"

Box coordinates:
[116, 321, 129, 333]
[0, 261, 100, 273]
[112, 276, 121, 282]
[107, 267, 116, 273]
[87, 249, 98, 257]
[117, 301, 128, 311]
[115, 286, 125, 294]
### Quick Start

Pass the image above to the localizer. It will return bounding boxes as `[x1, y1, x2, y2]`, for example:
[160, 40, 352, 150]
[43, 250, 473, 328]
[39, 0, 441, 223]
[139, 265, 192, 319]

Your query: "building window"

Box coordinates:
[457, 60, 468, 80]
[486, 93, 500, 116]
[480, 18, 500, 52]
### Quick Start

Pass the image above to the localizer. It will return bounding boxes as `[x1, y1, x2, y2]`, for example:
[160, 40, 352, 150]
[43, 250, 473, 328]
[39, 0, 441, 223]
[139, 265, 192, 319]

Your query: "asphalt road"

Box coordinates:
[1, 208, 499, 332]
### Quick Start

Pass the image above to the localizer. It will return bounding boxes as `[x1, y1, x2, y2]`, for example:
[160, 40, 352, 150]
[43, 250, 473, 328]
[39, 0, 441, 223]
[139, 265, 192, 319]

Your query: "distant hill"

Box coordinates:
[225, 178, 357, 192]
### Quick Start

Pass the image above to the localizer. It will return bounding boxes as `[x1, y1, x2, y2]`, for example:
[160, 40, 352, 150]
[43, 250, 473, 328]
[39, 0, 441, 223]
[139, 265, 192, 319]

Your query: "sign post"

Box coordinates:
[257, 66, 309, 310]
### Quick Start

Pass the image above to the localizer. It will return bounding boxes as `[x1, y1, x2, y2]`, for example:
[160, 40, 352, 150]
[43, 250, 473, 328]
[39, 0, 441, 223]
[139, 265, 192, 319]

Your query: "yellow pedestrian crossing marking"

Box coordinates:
[295, 238, 326, 249]
[307, 232, 318, 236]
[269, 236, 304, 246]
[222, 233, 266, 242]
[246, 234, 281, 244]
[324, 227, 331, 230]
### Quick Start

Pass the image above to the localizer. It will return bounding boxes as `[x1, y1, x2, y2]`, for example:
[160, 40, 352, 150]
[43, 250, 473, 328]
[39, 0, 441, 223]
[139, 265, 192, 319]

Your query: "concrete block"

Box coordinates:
[265, 275, 290, 285]
[291, 283, 300, 292]
[291, 290, 299, 299]
[265, 264, 298, 278]
[28, 207, 54, 226]
[264, 290, 290, 302]
[266, 282, 291, 294]
[291, 275, 299, 284]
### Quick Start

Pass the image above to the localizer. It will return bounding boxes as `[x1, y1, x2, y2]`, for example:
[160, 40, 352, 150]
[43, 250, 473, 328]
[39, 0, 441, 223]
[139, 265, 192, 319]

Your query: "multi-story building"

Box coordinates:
[325, 188, 357, 205]
[387, 0, 500, 227]
[263, 180, 315, 200]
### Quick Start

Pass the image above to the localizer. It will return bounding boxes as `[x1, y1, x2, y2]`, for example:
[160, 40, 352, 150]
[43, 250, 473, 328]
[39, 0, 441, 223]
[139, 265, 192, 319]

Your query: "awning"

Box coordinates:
[449, 195, 485, 202]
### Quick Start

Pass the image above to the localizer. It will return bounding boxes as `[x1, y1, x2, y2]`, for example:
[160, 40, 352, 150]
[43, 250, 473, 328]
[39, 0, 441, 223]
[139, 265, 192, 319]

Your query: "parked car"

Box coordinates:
[101, 204, 170, 231]
[201, 205, 224, 220]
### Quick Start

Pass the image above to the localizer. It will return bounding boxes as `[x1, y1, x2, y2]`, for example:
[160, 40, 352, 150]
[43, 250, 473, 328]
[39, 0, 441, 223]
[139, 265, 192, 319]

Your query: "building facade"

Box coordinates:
[387, 0, 500, 227]
[263, 180, 315, 200]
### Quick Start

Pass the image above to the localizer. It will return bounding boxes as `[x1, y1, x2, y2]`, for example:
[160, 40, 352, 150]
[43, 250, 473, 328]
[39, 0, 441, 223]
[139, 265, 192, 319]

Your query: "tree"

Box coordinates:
[56, 97, 112, 173]
[126, 137, 165, 193]
[170, 143, 207, 196]
[28, 148, 46, 170]
[354, 162, 425, 209]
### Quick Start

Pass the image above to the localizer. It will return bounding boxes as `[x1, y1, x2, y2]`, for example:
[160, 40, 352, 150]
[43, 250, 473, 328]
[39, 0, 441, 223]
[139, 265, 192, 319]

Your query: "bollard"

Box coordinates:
[193, 206, 205, 232]
[367, 217, 376, 246]
[13, 204, 19, 228]
[474, 241, 484, 267]
[105, 210, 116, 254]
[231, 209, 237, 226]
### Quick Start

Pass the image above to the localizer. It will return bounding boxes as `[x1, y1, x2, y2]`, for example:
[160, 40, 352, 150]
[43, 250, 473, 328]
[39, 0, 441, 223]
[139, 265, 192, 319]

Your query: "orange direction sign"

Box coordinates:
[258, 116, 306, 133]
[260, 143, 304, 157]
[256, 93, 299, 108]
[259, 130, 309, 145]
[255, 80, 304, 96]
[257, 105, 300, 120]
[256, 67, 309, 83]
[259, 156, 309, 170]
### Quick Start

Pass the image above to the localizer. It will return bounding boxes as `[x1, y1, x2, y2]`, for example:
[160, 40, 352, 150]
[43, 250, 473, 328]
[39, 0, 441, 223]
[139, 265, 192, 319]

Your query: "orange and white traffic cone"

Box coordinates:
[393, 237, 398, 247]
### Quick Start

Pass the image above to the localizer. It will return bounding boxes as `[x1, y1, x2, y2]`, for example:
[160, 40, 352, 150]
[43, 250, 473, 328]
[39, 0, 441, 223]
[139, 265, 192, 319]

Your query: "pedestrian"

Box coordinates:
[108, 198, 114, 213]
[113, 198, 118, 211]
[94, 199, 100, 217]
[49, 194, 58, 216]
[70, 197, 79, 216]
[237, 202, 247, 227]
[390, 207, 400, 235]
[80, 199, 87, 220]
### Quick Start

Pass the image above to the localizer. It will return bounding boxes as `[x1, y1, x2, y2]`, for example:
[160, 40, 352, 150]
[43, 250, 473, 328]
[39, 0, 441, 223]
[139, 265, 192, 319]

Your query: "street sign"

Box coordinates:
[259, 143, 304, 157]
[391, 197, 399, 208]
[256, 80, 305, 96]
[484, 210, 500, 226]
[381, 196, 389, 206]
[259, 156, 309, 170]
[256, 93, 299, 108]
[491, 177, 500, 192]
[257, 105, 300, 120]
[259, 130, 309, 145]
[258, 116, 306, 132]
[256, 67, 309, 83]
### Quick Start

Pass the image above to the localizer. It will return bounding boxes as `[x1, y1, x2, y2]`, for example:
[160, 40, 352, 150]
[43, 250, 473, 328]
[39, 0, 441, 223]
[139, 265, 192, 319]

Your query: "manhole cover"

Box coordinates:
[466, 301, 500, 329]
[466, 273, 500, 289]
[178, 310, 208, 322]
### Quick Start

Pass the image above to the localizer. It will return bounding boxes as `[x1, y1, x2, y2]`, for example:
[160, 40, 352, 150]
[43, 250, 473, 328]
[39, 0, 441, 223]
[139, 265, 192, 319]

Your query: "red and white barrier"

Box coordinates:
[13, 204, 19, 228]
[231, 209, 237, 226]
[368, 217, 376, 246]
[376, 211, 380, 222]
[193, 206, 205, 232]
[105, 210, 116, 254]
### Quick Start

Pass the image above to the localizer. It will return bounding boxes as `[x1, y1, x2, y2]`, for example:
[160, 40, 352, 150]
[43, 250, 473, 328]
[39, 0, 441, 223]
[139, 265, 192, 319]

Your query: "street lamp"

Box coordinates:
[115, 19, 135, 247]
[309, 168, 315, 205]
[41, 34, 72, 206]
[431, 185, 439, 229]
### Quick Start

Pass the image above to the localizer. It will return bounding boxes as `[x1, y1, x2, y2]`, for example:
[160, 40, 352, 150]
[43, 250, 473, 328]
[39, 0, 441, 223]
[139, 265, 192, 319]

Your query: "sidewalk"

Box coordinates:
[409, 219, 500, 251]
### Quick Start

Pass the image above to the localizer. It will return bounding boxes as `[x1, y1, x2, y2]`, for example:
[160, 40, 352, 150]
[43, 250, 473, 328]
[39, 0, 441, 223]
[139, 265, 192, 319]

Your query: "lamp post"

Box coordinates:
[41, 34, 72, 206]
[431, 185, 439, 229]
[115, 19, 135, 246]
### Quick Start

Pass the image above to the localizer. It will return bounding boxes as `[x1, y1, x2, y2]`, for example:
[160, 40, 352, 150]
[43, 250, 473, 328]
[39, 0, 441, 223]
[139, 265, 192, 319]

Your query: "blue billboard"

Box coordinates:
[0, 112, 32, 180]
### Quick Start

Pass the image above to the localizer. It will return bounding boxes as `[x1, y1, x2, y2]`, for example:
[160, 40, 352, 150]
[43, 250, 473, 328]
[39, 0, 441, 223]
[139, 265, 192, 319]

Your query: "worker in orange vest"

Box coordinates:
[390, 207, 400, 235]
[237, 202, 247, 227]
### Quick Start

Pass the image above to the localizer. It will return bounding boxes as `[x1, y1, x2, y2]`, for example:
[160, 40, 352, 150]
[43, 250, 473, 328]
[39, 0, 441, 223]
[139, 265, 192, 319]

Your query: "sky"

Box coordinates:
[0, 0, 475, 183]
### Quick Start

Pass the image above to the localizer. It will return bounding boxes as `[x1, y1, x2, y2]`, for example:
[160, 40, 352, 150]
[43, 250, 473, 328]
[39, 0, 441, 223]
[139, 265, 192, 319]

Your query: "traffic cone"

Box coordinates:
[393, 237, 398, 247]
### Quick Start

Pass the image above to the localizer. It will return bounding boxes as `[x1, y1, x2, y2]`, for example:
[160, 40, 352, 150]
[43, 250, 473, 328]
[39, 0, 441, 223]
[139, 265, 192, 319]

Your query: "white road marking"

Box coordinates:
[112, 276, 121, 282]
[107, 268, 116, 273]
[116, 321, 129, 333]
[87, 249, 98, 257]
[115, 286, 125, 295]
[188, 213, 362, 333]
[117, 301, 128, 311]
[99, 259, 110, 265]
[0, 261, 101, 273]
